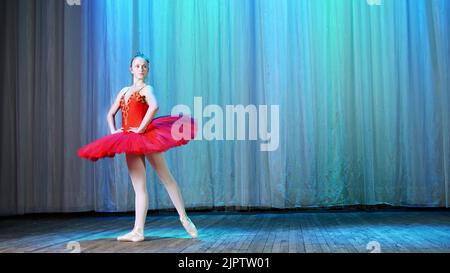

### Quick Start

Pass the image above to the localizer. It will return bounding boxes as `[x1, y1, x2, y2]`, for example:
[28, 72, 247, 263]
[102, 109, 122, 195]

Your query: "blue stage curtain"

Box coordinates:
[1, 0, 449, 215]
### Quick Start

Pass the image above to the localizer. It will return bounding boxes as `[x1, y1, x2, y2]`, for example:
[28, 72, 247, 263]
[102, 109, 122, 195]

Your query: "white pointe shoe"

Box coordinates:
[117, 228, 145, 242]
[180, 216, 198, 238]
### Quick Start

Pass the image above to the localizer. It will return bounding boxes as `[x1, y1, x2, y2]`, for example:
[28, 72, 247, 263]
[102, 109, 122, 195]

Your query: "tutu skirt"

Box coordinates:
[78, 115, 197, 162]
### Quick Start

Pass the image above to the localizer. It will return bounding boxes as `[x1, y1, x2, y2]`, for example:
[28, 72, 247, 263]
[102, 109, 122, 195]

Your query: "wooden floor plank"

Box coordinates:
[1, 211, 449, 253]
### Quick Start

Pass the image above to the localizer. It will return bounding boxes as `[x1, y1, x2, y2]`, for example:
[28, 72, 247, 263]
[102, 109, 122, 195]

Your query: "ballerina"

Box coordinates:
[78, 52, 198, 242]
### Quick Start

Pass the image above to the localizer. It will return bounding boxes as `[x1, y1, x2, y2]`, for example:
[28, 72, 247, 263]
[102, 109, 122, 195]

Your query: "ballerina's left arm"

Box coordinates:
[129, 85, 159, 134]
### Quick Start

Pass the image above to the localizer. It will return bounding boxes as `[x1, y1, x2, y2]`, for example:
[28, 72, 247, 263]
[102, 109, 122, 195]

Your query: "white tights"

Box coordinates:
[125, 152, 189, 232]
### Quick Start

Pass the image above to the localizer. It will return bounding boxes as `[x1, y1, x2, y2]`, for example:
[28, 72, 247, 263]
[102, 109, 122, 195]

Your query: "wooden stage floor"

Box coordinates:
[1, 210, 449, 253]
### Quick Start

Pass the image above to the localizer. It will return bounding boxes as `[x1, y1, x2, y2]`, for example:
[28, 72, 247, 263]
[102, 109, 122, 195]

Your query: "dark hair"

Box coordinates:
[130, 51, 150, 67]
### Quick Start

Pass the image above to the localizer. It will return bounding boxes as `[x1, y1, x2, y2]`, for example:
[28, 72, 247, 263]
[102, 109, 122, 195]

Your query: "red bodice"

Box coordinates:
[119, 91, 149, 131]
[78, 89, 197, 161]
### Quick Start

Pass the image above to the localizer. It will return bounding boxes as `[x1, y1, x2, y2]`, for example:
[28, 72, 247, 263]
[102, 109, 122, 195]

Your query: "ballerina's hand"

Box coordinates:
[128, 127, 145, 134]
[111, 128, 123, 134]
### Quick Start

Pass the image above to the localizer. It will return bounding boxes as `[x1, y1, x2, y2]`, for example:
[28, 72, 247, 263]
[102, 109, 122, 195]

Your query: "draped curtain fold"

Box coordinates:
[1, 0, 449, 216]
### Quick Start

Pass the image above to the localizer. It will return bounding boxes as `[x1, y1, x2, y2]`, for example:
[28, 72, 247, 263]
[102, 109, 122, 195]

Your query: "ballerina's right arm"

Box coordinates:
[107, 88, 127, 134]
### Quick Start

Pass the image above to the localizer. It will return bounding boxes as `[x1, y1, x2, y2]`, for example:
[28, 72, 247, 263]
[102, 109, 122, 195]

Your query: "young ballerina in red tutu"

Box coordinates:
[78, 52, 198, 242]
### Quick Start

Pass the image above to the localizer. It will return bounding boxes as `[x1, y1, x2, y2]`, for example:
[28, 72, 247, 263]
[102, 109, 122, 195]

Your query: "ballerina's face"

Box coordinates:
[130, 57, 149, 80]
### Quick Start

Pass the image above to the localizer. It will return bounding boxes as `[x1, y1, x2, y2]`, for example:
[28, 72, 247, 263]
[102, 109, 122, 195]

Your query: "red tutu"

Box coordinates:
[78, 115, 197, 161]
[78, 89, 197, 162]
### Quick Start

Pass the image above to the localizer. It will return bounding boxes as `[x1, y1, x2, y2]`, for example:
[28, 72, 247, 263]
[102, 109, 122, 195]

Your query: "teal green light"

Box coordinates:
[84, 0, 450, 207]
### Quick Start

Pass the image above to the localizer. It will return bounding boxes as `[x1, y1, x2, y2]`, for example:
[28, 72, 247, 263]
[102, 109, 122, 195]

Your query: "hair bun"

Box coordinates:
[130, 51, 150, 66]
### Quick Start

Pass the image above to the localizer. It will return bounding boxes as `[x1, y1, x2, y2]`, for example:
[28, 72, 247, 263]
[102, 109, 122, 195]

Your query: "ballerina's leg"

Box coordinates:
[146, 152, 198, 238]
[117, 153, 148, 242]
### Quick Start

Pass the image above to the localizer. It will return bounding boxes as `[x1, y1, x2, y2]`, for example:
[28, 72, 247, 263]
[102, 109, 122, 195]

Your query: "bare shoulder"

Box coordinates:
[141, 85, 158, 106]
[120, 86, 130, 95]
[142, 85, 155, 95]
[117, 86, 130, 98]
[140, 85, 156, 98]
